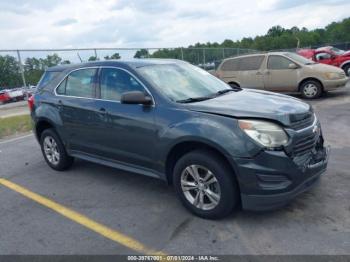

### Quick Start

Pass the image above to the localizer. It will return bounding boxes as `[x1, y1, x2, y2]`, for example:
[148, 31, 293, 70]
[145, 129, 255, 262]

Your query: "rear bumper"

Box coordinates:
[323, 78, 348, 90]
[233, 145, 329, 211]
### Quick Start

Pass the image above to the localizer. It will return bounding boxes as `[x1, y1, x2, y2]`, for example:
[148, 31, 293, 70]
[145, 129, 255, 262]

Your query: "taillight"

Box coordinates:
[28, 95, 34, 111]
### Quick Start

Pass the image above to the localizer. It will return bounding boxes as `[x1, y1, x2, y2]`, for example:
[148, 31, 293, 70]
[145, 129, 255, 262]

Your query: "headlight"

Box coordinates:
[323, 72, 342, 80]
[238, 119, 289, 148]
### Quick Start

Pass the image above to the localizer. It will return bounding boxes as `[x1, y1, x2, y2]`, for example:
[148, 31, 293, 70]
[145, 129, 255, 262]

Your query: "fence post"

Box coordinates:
[94, 49, 98, 60]
[16, 50, 26, 88]
[203, 48, 206, 65]
[222, 48, 225, 59]
[181, 47, 184, 60]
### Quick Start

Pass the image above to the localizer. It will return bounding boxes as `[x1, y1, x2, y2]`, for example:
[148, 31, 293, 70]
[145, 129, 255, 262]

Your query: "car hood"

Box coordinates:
[306, 62, 344, 73]
[184, 89, 312, 126]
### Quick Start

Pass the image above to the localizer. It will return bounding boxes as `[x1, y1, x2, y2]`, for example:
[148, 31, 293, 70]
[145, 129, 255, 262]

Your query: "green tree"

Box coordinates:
[134, 49, 149, 58]
[88, 56, 99, 61]
[0, 55, 22, 88]
[104, 53, 121, 60]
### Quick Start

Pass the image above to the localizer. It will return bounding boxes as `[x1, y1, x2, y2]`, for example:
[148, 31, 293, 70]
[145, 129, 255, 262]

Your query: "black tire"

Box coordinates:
[343, 64, 350, 76]
[40, 128, 74, 171]
[300, 80, 322, 99]
[229, 82, 239, 88]
[173, 150, 239, 219]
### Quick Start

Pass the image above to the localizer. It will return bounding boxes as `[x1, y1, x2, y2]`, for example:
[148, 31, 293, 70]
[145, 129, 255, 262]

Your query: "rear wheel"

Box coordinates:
[300, 80, 322, 99]
[40, 128, 74, 171]
[173, 150, 239, 219]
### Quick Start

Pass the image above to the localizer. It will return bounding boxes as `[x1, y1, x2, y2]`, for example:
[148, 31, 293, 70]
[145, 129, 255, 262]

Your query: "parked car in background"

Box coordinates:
[24, 85, 37, 98]
[215, 52, 348, 99]
[29, 60, 329, 219]
[0, 90, 11, 105]
[6, 88, 25, 102]
[297, 46, 350, 76]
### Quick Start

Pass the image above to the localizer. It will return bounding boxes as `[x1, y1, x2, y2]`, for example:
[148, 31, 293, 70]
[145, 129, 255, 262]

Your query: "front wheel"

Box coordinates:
[300, 80, 322, 99]
[343, 64, 350, 76]
[173, 150, 239, 219]
[40, 128, 74, 171]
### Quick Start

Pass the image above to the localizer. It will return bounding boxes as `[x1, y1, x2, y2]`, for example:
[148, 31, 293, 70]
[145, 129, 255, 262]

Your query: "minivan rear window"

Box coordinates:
[221, 56, 264, 71]
[221, 59, 240, 71]
[239, 56, 264, 70]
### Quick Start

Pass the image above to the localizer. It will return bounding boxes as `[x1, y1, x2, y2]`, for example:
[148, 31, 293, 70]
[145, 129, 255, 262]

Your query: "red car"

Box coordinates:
[0, 90, 11, 105]
[297, 46, 350, 76]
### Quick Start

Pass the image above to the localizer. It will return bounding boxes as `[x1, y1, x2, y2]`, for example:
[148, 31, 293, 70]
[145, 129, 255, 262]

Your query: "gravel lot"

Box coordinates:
[0, 83, 349, 255]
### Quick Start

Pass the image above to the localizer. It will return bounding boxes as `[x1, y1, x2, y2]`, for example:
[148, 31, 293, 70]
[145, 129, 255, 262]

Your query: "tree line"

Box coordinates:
[1, 17, 349, 88]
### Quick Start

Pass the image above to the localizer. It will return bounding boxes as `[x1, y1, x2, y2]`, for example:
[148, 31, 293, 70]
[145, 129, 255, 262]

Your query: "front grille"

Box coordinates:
[293, 132, 319, 156]
[290, 113, 315, 130]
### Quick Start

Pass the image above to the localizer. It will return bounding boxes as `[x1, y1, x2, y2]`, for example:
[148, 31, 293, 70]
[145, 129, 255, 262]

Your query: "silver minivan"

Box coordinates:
[216, 52, 348, 99]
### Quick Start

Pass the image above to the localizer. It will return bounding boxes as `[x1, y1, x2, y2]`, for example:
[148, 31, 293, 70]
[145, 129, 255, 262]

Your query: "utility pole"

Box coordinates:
[16, 50, 26, 87]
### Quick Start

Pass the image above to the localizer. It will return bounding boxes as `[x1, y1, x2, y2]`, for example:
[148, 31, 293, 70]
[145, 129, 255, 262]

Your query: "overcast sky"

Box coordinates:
[0, 0, 349, 50]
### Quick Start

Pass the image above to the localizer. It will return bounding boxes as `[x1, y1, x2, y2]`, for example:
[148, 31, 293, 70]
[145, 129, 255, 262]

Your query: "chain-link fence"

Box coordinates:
[0, 47, 259, 88]
[1, 42, 349, 88]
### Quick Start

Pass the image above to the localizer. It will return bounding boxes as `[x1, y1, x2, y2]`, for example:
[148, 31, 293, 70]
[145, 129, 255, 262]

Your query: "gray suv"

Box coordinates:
[30, 59, 329, 219]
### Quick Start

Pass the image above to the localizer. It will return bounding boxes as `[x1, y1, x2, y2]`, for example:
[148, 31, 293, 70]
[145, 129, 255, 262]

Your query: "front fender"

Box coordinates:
[155, 111, 261, 168]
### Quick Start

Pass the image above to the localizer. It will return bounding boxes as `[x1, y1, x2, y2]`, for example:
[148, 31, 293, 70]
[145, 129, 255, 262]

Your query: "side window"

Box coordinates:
[65, 69, 97, 98]
[267, 56, 293, 70]
[56, 78, 67, 95]
[221, 59, 240, 71]
[99, 68, 145, 101]
[315, 52, 331, 60]
[238, 56, 264, 70]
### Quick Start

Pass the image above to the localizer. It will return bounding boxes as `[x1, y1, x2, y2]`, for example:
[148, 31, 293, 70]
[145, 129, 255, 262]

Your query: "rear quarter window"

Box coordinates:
[37, 71, 61, 90]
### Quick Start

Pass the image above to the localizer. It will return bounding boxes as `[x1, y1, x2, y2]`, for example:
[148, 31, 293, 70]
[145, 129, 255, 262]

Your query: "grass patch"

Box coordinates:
[0, 115, 32, 139]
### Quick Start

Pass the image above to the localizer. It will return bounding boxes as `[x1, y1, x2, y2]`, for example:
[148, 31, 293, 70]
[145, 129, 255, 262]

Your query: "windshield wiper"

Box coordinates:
[176, 96, 212, 103]
[214, 87, 242, 96]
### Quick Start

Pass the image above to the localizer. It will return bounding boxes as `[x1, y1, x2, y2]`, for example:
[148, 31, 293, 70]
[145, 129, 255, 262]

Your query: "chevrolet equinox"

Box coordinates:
[29, 59, 329, 219]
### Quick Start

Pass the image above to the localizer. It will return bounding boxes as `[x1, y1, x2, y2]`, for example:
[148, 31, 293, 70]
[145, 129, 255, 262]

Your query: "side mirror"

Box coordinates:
[331, 55, 336, 60]
[121, 91, 153, 105]
[288, 63, 298, 69]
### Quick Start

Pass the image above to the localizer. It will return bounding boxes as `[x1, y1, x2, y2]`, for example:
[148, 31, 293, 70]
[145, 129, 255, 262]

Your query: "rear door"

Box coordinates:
[55, 68, 107, 155]
[236, 55, 265, 89]
[264, 55, 299, 92]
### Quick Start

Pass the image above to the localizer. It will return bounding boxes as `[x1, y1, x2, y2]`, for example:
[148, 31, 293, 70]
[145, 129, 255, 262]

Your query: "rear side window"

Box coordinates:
[267, 55, 293, 70]
[239, 56, 264, 70]
[99, 68, 145, 101]
[37, 71, 61, 89]
[221, 59, 240, 71]
[57, 68, 97, 98]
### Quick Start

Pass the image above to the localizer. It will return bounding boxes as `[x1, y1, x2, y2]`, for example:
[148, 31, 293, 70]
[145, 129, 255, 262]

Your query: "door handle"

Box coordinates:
[99, 107, 107, 113]
[57, 100, 63, 111]
[256, 72, 263, 75]
[265, 71, 270, 75]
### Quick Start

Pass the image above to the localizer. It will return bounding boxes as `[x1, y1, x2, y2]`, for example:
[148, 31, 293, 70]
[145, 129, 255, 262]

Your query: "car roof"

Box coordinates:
[46, 59, 184, 72]
[222, 51, 291, 61]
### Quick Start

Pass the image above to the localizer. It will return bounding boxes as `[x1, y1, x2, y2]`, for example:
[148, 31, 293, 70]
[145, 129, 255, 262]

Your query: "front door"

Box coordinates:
[264, 55, 299, 92]
[94, 67, 157, 170]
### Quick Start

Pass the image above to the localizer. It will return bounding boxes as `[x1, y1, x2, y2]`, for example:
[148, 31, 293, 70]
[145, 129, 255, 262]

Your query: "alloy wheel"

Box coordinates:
[180, 165, 221, 211]
[43, 136, 60, 165]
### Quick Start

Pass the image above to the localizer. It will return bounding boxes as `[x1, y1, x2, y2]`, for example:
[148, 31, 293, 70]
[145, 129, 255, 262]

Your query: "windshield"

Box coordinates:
[285, 52, 315, 65]
[330, 47, 345, 55]
[37, 71, 61, 89]
[137, 63, 232, 102]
